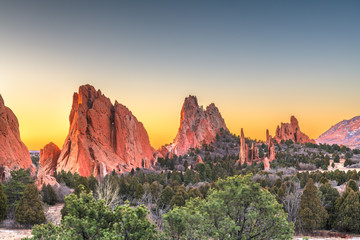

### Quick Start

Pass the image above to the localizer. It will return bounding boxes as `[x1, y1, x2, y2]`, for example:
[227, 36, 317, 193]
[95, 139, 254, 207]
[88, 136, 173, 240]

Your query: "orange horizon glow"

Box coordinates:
[2, 84, 358, 151]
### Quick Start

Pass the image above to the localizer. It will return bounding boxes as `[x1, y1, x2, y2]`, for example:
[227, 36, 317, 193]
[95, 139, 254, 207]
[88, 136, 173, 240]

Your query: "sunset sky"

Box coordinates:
[1, 1, 359, 150]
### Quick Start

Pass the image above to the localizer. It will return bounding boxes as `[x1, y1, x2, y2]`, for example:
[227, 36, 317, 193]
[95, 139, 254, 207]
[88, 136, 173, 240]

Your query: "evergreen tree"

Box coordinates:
[0, 183, 7, 221]
[74, 176, 90, 196]
[298, 178, 328, 232]
[346, 180, 358, 192]
[42, 184, 58, 205]
[183, 160, 188, 170]
[4, 169, 33, 209]
[184, 169, 194, 186]
[158, 186, 174, 209]
[335, 189, 360, 232]
[15, 184, 46, 226]
[134, 183, 144, 199]
[88, 175, 98, 193]
[319, 183, 339, 229]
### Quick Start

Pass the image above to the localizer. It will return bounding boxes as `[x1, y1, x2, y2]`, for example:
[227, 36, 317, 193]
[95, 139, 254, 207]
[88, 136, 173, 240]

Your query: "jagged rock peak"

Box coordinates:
[56, 84, 154, 177]
[274, 116, 315, 144]
[167, 95, 228, 156]
[0, 94, 31, 170]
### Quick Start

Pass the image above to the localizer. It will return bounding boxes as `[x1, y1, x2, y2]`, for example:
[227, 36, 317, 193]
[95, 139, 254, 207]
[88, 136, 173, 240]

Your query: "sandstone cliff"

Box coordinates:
[0, 94, 31, 170]
[166, 95, 228, 156]
[39, 142, 61, 175]
[56, 85, 154, 177]
[274, 116, 315, 144]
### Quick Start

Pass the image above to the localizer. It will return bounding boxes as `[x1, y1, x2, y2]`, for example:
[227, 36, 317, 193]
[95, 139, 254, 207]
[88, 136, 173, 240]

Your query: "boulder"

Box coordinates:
[39, 142, 61, 175]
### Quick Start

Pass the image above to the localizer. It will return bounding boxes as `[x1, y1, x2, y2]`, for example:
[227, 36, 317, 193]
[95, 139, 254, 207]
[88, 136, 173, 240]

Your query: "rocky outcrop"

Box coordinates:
[239, 128, 247, 165]
[39, 142, 61, 175]
[196, 155, 203, 164]
[274, 116, 315, 144]
[0, 94, 31, 170]
[250, 142, 258, 161]
[166, 96, 228, 156]
[238, 129, 260, 164]
[316, 116, 360, 149]
[36, 167, 60, 189]
[0, 164, 11, 182]
[56, 85, 155, 177]
[268, 139, 276, 161]
[266, 129, 271, 142]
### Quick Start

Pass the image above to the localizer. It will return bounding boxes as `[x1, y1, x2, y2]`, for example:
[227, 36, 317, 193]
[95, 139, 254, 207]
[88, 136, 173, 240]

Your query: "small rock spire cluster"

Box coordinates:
[274, 116, 315, 144]
[238, 128, 259, 165]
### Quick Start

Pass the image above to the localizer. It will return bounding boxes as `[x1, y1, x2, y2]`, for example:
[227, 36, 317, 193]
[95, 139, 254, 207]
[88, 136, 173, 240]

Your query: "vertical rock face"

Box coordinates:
[266, 129, 272, 142]
[167, 95, 228, 156]
[267, 128, 276, 161]
[239, 128, 247, 164]
[251, 142, 258, 161]
[56, 85, 154, 177]
[39, 142, 61, 175]
[268, 140, 276, 161]
[0, 94, 31, 170]
[196, 155, 203, 164]
[274, 116, 315, 144]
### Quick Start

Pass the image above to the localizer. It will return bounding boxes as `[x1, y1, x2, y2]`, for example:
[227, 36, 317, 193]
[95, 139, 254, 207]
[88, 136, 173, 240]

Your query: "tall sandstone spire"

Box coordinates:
[55, 85, 154, 177]
[167, 95, 228, 156]
[239, 128, 247, 164]
[0, 94, 31, 170]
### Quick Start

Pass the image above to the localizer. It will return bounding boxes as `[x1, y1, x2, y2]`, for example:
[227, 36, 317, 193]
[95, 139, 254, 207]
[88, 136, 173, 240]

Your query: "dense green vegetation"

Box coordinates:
[1, 138, 360, 238]
[0, 183, 7, 221]
[15, 184, 46, 226]
[29, 185, 157, 239]
[28, 175, 292, 240]
[163, 175, 294, 239]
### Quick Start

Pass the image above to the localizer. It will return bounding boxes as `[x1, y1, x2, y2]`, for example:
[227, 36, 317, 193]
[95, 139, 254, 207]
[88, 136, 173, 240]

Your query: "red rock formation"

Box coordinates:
[196, 155, 203, 164]
[36, 166, 60, 189]
[167, 95, 228, 156]
[274, 116, 315, 144]
[266, 129, 272, 142]
[239, 128, 247, 165]
[251, 142, 258, 161]
[56, 85, 155, 177]
[39, 142, 61, 175]
[0, 94, 31, 170]
[268, 139, 276, 161]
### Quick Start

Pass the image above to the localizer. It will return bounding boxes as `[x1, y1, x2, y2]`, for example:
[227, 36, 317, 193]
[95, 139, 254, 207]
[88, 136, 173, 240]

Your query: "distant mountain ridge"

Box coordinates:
[316, 116, 360, 149]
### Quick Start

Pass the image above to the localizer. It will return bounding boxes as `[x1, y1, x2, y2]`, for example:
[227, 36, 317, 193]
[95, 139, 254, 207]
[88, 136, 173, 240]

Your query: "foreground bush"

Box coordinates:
[163, 174, 294, 240]
[29, 186, 157, 240]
